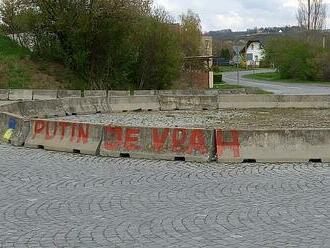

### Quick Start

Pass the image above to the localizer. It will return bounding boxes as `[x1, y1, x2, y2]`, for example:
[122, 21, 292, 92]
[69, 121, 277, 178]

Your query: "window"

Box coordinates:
[247, 53, 253, 61]
[251, 44, 254, 50]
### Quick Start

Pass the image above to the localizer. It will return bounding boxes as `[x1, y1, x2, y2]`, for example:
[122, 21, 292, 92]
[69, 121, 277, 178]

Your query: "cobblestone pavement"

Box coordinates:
[1, 145, 330, 247]
[53, 108, 330, 129]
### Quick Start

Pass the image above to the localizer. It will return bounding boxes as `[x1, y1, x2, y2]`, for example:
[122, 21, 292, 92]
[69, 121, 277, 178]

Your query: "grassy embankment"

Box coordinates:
[243, 72, 330, 84]
[0, 35, 86, 89]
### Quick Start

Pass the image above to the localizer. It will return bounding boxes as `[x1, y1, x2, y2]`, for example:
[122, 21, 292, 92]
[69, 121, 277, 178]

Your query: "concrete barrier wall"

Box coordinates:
[159, 95, 218, 111]
[133, 90, 158, 96]
[9, 89, 33, 101]
[25, 119, 103, 155]
[61, 97, 111, 115]
[219, 95, 330, 109]
[0, 112, 30, 146]
[84, 90, 107, 97]
[0, 90, 9, 100]
[159, 90, 219, 96]
[108, 90, 130, 96]
[109, 96, 160, 112]
[33, 90, 58, 100]
[57, 90, 82, 98]
[216, 129, 330, 162]
[100, 126, 215, 162]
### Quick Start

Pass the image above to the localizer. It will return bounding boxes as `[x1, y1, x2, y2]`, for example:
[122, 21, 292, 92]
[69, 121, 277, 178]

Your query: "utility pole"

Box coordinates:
[233, 45, 243, 85]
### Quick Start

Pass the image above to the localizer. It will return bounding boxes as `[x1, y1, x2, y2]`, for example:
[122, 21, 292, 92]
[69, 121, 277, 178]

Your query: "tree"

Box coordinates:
[0, 0, 184, 90]
[297, 0, 327, 30]
[180, 10, 202, 56]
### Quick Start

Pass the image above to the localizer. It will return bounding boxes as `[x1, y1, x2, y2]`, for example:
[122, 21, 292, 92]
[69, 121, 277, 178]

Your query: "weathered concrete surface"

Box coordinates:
[8, 89, 33, 101]
[133, 90, 158, 95]
[109, 96, 160, 112]
[100, 126, 214, 162]
[223, 69, 330, 95]
[0, 90, 9, 100]
[61, 97, 111, 115]
[217, 129, 330, 163]
[57, 90, 81, 98]
[25, 119, 103, 155]
[160, 95, 218, 111]
[108, 90, 130, 96]
[84, 90, 107, 97]
[33, 90, 58, 100]
[1, 145, 330, 247]
[159, 89, 219, 96]
[219, 94, 330, 109]
[0, 112, 29, 146]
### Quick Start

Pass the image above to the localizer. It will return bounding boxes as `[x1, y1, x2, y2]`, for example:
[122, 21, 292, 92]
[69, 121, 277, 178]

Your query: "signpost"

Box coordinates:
[233, 45, 244, 85]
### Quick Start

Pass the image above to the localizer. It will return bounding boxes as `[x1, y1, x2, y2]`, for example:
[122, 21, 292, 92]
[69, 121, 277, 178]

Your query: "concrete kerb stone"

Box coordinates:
[57, 90, 82, 98]
[159, 95, 218, 111]
[0, 112, 30, 146]
[25, 119, 103, 155]
[216, 129, 330, 163]
[9, 89, 33, 101]
[0, 89, 9, 100]
[100, 125, 215, 162]
[33, 90, 58, 100]
[109, 96, 160, 112]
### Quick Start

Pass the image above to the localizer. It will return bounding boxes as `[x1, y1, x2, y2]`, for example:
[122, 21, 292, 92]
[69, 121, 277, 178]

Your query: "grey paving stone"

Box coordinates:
[0, 144, 330, 247]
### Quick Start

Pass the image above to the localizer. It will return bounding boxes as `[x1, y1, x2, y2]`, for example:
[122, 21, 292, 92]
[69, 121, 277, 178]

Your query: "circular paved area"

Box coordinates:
[1, 145, 330, 247]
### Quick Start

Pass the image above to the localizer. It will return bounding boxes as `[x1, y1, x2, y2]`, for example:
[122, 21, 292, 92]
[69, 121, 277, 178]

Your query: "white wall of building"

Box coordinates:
[245, 41, 265, 66]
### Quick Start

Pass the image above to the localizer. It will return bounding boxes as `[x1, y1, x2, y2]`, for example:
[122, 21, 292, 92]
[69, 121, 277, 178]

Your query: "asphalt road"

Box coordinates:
[223, 69, 330, 95]
[1, 144, 330, 247]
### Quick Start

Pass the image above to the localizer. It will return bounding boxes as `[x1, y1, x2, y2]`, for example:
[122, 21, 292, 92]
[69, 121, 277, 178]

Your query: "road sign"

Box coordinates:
[233, 45, 244, 55]
[233, 55, 242, 64]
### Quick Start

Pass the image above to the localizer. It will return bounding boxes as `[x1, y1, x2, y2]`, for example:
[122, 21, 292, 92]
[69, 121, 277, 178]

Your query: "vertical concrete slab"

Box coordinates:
[109, 96, 160, 112]
[133, 90, 159, 96]
[0, 89, 9, 100]
[0, 112, 30, 146]
[159, 95, 218, 111]
[108, 90, 130, 96]
[9, 89, 33, 101]
[57, 90, 81, 98]
[216, 129, 330, 163]
[25, 119, 103, 155]
[33, 90, 58, 100]
[100, 126, 215, 162]
[84, 90, 107, 97]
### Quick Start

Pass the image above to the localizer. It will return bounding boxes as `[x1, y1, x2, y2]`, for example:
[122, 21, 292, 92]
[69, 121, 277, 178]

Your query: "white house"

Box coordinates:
[241, 40, 265, 67]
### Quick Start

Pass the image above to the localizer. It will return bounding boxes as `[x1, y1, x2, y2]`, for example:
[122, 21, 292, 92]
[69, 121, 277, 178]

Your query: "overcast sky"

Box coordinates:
[153, 0, 330, 31]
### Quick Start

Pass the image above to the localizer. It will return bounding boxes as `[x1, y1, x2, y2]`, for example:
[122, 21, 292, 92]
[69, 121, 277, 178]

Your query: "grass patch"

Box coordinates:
[244, 72, 330, 84]
[0, 35, 87, 89]
[213, 82, 271, 94]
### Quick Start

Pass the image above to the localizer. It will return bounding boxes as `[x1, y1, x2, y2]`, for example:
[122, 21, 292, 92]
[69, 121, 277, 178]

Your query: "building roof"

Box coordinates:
[241, 40, 264, 53]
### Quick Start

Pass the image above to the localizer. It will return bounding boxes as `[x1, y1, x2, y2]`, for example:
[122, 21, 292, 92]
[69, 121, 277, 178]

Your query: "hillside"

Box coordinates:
[0, 35, 86, 89]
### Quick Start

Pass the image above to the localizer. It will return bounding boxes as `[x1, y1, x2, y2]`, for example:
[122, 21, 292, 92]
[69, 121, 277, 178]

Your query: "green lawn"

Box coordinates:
[213, 82, 270, 94]
[243, 72, 330, 84]
[0, 35, 87, 89]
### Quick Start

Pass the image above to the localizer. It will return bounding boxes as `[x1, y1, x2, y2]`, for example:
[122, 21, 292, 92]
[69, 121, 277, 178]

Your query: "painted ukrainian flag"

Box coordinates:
[3, 129, 13, 142]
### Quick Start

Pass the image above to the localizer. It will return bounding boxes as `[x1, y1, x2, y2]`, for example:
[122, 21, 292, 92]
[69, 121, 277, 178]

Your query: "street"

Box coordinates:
[223, 70, 330, 95]
[1, 145, 330, 247]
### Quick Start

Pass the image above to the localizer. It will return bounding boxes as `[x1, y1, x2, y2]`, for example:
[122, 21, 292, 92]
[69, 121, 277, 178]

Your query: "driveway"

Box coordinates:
[223, 69, 330, 95]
